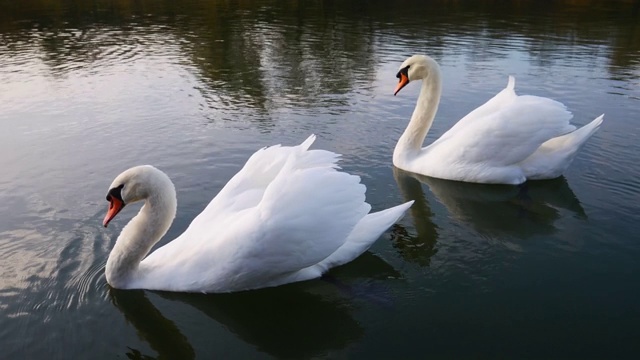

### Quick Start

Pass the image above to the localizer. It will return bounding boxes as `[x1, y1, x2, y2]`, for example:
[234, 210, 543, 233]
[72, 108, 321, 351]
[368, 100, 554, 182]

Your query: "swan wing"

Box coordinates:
[140, 135, 371, 292]
[431, 76, 518, 146]
[429, 89, 575, 167]
[198, 134, 331, 216]
[217, 153, 370, 289]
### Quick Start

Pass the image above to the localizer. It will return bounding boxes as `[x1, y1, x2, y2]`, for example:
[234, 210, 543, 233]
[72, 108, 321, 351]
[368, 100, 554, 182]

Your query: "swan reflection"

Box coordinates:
[392, 167, 586, 264]
[390, 168, 440, 266]
[110, 289, 195, 360]
[110, 280, 367, 359]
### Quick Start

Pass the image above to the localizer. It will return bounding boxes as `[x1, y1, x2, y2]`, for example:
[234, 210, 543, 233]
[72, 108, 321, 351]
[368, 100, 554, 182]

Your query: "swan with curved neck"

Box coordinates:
[102, 135, 413, 293]
[392, 55, 604, 185]
[103, 166, 177, 288]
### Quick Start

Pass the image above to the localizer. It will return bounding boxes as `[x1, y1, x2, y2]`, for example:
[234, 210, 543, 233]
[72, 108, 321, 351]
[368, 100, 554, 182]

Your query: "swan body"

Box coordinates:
[102, 135, 413, 293]
[393, 55, 604, 185]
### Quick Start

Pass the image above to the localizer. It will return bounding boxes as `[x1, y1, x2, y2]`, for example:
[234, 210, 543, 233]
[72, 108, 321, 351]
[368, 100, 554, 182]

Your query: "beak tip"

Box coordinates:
[103, 198, 124, 229]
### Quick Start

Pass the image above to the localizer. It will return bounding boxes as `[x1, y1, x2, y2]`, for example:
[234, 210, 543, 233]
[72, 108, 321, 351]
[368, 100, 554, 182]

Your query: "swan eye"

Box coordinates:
[396, 65, 410, 79]
[106, 184, 125, 203]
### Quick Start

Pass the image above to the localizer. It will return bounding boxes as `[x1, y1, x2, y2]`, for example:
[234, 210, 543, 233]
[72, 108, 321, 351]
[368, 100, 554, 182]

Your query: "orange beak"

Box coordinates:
[103, 197, 125, 227]
[394, 72, 409, 96]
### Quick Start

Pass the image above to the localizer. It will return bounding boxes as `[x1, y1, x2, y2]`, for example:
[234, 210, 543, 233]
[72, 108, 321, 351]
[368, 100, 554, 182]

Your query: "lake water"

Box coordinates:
[1, 0, 639, 358]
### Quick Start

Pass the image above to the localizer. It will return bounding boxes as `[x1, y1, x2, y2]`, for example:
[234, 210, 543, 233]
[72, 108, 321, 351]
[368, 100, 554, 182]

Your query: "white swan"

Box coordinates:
[393, 55, 604, 185]
[102, 135, 413, 293]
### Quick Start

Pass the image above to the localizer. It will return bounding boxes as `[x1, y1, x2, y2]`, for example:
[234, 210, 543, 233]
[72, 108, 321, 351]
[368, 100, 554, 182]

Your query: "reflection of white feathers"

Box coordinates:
[106, 135, 413, 292]
[394, 55, 603, 184]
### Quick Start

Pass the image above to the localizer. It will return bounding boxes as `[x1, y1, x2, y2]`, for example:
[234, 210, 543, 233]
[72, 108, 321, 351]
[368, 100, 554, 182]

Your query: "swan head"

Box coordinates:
[103, 165, 173, 227]
[394, 55, 439, 95]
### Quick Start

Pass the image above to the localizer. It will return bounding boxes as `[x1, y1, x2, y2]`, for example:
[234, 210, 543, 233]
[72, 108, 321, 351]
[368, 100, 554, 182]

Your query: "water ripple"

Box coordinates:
[1, 0, 639, 358]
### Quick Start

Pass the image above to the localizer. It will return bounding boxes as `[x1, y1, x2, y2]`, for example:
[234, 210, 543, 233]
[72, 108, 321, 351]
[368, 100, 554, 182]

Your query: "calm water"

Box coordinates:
[1, 0, 639, 358]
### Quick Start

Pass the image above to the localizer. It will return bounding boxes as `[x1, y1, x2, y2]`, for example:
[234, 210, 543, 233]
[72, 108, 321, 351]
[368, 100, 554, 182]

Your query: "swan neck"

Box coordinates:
[394, 68, 442, 163]
[105, 178, 176, 288]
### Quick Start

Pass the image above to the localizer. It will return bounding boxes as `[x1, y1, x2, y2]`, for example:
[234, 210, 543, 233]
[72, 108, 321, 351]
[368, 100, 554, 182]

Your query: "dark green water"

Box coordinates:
[1, 0, 639, 358]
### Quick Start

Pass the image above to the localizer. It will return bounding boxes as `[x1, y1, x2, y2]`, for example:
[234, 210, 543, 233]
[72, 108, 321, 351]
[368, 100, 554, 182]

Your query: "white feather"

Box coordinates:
[103, 135, 413, 293]
[393, 55, 603, 185]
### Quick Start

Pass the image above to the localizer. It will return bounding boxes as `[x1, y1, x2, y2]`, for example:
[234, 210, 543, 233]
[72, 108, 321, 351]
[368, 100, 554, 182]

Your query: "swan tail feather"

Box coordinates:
[298, 134, 316, 151]
[545, 114, 603, 149]
[521, 114, 604, 179]
[507, 75, 516, 91]
[314, 200, 414, 272]
[284, 135, 341, 171]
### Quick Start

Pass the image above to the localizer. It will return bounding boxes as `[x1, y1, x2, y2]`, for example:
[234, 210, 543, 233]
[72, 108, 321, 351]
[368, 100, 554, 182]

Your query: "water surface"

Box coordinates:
[1, 0, 639, 358]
